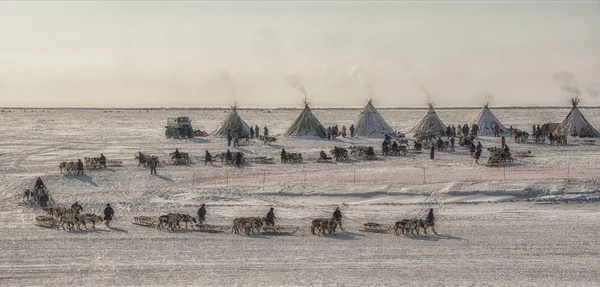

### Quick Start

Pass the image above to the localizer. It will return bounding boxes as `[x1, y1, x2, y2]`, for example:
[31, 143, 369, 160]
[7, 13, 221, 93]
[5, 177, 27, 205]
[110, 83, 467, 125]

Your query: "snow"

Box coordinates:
[1, 107, 600, 285]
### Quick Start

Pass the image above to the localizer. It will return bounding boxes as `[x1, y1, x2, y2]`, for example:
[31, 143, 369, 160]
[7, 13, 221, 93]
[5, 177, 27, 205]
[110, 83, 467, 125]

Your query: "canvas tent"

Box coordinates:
[470, 103, 508, 135]
[212, 103, 250, 137]
[554, 96, 600, 138]
[352, 100, 395, 137]
[284, 100, 327, 138]
[410, 102, 447, 138]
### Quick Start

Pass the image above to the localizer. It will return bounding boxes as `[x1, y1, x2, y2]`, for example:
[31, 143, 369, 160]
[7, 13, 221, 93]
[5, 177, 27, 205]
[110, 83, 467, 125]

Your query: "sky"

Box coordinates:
[0, 1, 598, 108]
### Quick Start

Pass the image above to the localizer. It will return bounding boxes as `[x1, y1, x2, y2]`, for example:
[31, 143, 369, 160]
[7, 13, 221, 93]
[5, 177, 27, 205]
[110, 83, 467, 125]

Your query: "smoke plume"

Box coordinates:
[420, 85, 433, 102]
[220, 71, 236, 99]
[553, 71, 581, 96]
[347, 65, 373, 98]
[286, 74, 307, 97]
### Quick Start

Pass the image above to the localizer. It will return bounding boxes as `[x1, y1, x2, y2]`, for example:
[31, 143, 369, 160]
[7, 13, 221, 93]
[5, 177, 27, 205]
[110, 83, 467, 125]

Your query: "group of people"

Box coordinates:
[249, 125, 268, 139]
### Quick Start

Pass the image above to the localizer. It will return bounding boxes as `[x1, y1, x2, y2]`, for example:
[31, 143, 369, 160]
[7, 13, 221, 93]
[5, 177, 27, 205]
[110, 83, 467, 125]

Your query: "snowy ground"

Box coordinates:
[1, 107, 600, 286]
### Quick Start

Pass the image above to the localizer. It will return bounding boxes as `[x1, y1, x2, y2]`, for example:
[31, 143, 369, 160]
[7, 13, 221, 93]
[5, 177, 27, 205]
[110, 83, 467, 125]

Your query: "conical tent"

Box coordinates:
[555, 96, 600, 137]
[352, 100, 395, 137]
[212, 103, 250, 137]
[470, 103, 508, 135]
[284, 100, 326, 138]
[410, 102, 447, 137]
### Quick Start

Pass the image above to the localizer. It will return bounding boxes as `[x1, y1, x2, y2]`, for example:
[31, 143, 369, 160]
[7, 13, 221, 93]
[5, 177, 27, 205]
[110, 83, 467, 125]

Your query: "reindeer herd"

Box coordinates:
[38, 206, 105, 231]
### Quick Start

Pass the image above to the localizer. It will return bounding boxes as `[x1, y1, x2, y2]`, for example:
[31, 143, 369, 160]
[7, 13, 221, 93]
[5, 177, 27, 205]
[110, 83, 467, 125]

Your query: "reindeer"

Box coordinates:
[76, 214, 104, 230]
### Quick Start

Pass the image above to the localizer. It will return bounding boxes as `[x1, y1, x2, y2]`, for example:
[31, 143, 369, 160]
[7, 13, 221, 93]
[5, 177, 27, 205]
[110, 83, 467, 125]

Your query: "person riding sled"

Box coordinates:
[265, 207, 276, 226]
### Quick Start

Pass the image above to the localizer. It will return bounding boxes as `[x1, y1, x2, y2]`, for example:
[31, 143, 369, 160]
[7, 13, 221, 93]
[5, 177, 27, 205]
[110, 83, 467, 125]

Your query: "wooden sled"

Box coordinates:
[359, 222, 393, 233]
[194, 224, 228, 233]
[261, 225, 299, 235]
[316, 158, 333, 163]
[132, 216, 156, 226]
[106, 160, 123, 167]
[514, 151, 533, 157]
[35, 215, 56, 228]
[252, 157, 275, 164]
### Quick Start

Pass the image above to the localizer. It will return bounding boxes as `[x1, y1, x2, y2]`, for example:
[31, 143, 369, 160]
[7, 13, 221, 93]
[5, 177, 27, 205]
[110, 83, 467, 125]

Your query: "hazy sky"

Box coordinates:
[0, 1, 599, 108]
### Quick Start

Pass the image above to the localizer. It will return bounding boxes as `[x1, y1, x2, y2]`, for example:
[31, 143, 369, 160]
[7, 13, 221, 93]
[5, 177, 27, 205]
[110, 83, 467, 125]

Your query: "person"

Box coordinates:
[349, 124, 355, 137]
[320, 150, 328, 160]
[71, 201, 83, 214]
[532, 124, 536, 135]
[250, 126, 254, 139]
[99, 153, 106, 168]
[255, 125, 260, 137]
[476, 141, 483, 151]
[333, 207, 343, 231]
[205, 150, 213, 165]
[265, 207, 276, 226]
[264, 126, 269, 136]
[451, 125, 456, 137]
[173, 148, 181, 160]
[342, 125, 347, 137]
[235, 152, 243, 168]
[103, 203, 114, 228]
[426, 208, 437, 234]
[430, 144, 435, 160]
[233, 134, 240, 147]
[150, 156, 158, 175]
[391, 141, 399, 152]
[475, 148, 482, 163]
[76, 159, 84, 175]
[580, 126, 586, 137]
[501, 136, 506, 148]
[326, 126, 332, 140]
[227, 130, 233, 147]
[436, 137, 443, 150]
[494, 123, 500, 137]
[504, 144, 510, 153]
[280, 148, 287, 163]
[549, 132, 554, 144]
[450, 137, 455, 151]
[382, 140, 390, 154]
[509, 125, 513, 136]
[197, 204, 206, 223]
[34, 177, 45, 190]
[225, 149, 233, 164]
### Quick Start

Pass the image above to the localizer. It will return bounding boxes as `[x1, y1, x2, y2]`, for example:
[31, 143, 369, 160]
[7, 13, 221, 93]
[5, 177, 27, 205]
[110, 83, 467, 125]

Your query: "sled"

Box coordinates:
[132, 216, 156, 226]
[359, 223, 393, 233]
[316, 158, 333, 163]
[194, 224, 228, 233]
[251, 157, 275, 164]
[514, 151, 533, 157]
[106, 160, 123, 167]
[35, 215, 56, 228]
[261, 225, 299, 235]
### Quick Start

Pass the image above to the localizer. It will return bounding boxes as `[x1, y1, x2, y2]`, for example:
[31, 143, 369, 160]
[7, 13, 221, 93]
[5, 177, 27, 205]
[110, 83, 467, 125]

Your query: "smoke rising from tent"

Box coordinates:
[481, 91, 494, 105]
[220, 71, 236, 100]
[420, 85, 433, 102]
[347, 65, 373, 98]
[553, 71, 582, 96]
[286, 74, 307, 97]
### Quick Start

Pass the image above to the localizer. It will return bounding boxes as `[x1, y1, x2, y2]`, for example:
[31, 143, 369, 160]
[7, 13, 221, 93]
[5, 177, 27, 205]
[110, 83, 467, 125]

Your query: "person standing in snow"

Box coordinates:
[450, 136, 455, 151]
[430, 144, 435, 160]
[501, 136, 506, 148]
[255, 125, 260, 137]
[150, 156, 158, 175]
[250, 126, 254, 139]
[205, 150, 213, 165]
[426, 208, 437, 234]
[349, 124, 355, 137]
[235, 152, 243, 168]
[227, 130, 233, 147]
[333, 207, 344, 231]
[263, 126, 269, 136]
[104, 203, 114, 228]
[197, 204, 206, 223]
[76, 159, 84, 175]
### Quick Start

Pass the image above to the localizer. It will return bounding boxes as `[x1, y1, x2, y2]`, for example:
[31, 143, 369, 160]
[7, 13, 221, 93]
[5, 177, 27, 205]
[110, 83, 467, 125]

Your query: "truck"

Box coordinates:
[165, 117, 194, 139]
